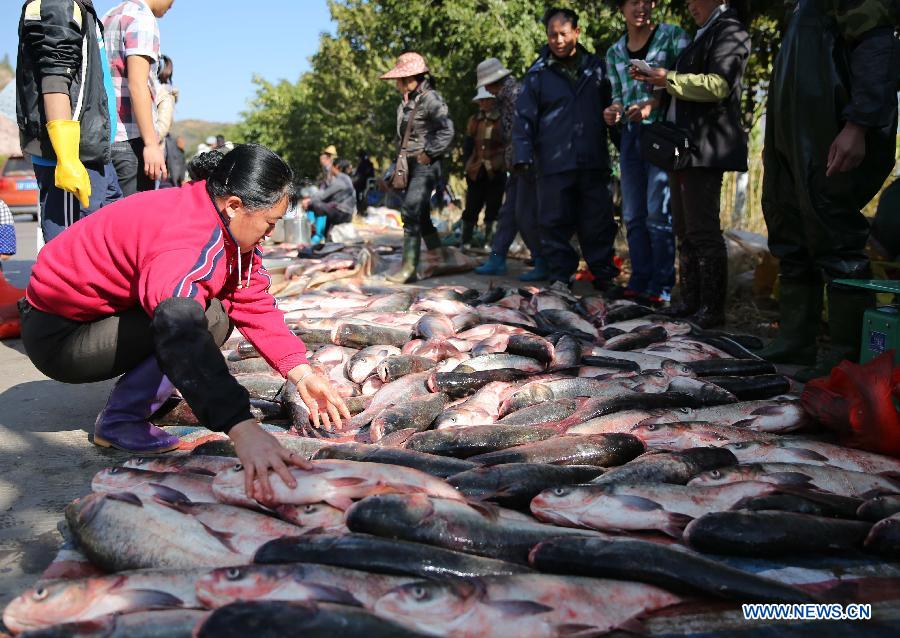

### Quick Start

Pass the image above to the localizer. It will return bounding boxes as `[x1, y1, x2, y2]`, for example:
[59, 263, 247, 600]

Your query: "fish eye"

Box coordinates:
[32, 588, 48, 601]
[304, 505, 317, 513]
[732, 442, 746, 449]
[709, 470, 721, 478]
[645, 424, 657, 431]
[109, 467, 123, 474]
[226, 568, 242, 580]
[411, 586, 432, 601]
[135, 458, 147, 464]
[233, 464, 243, 472]
[553, 487, 568, 497]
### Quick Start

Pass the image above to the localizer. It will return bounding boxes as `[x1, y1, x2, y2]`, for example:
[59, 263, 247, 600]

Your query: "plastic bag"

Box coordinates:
[0, 270, 25, 340]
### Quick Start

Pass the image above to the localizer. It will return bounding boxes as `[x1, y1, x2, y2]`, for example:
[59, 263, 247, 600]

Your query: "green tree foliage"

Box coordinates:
[236, 0, 788, 178]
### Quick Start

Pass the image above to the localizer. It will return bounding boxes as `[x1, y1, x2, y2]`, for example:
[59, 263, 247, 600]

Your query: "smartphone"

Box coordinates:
[630, 59, 653, 75]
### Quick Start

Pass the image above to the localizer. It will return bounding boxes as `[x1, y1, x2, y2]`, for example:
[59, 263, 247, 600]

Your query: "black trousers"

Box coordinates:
[539, 169, 618, 283]
[400, 158, 440, 239]
[308, 200, 353, 230]
[461, 168, 506, 227]
[491, 172, 542, 258]
[669, 168, 726, 261]
[19, 299, 232, 384]
[110, 138, 156, 197]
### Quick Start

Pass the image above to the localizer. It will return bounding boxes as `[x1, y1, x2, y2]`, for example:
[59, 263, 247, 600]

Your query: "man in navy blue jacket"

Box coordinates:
[513, 7, 618, 290]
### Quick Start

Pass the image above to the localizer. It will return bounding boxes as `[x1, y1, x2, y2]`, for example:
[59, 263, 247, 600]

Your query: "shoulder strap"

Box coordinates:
[399, 90, 430, 154]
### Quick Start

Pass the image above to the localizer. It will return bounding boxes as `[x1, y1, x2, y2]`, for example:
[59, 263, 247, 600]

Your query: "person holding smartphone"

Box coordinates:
[603, 0, 689, 306]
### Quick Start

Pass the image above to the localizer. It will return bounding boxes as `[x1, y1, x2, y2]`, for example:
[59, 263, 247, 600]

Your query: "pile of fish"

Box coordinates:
[4, 280, 900, 637]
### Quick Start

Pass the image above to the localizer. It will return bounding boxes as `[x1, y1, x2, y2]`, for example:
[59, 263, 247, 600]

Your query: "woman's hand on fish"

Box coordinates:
[228, 419, 311, 501]
[289, 364, 351, 432]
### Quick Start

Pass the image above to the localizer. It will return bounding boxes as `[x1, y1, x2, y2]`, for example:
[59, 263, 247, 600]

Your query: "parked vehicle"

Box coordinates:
[0, 155, 38, 220]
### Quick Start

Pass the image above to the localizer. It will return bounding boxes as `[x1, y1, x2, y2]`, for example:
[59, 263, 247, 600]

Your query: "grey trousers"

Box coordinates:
[18, 299, 232, 384]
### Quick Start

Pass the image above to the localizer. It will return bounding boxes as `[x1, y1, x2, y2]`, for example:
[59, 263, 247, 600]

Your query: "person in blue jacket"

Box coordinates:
[512, 7, 619, 291]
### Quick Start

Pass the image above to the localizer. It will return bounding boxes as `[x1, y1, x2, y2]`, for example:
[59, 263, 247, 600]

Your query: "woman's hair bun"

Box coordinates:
[187, 150, 225, 182]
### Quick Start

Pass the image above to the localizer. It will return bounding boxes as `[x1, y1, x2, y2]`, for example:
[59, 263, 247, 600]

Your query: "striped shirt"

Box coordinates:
[102, 0, 160, 142]
[606, 23, 689, 124]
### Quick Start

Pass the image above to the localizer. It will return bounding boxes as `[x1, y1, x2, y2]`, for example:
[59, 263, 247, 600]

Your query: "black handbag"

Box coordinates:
[640, 121, 693, 171]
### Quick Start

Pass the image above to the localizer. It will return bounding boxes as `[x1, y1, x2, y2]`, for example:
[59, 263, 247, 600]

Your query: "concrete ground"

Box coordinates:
[0, 218, 132, 608]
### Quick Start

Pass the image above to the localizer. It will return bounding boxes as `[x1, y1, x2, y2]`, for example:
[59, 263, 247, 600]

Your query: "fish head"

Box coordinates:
[628, 422, 684, 447]
[276, 503, 345, 530]
[2, 578, 117, 633]
[660, 360, 695, 378]
[530, 485, 586, 514]
[374, 579, 477, 627]
[196, 565, 284, 608]
[688, 466, 749, 486]
[91, 466, 148, 493]
[724, 440, 772, 459]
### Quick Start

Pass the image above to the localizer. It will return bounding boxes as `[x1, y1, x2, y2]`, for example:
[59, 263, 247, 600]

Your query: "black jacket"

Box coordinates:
[513, 44, 613, 177]
[670, 8, 750, 171]
[17, 0, 112, 167]
[395, 79, 455, 160]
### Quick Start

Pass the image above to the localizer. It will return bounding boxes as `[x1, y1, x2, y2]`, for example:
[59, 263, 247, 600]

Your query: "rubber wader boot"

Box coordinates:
[93, 357, 181, 453]
[659, 247, 700, 318]
[689, 252, 727, 328]
[387, 235, 421, 284]
[519, 256, 549, 282]
[483, 221, 495, 247]
[794, 283, 874, 382]
[757, 278, 822, 366]
[475, 252, 507, 276]
[461, 222, 475, 247]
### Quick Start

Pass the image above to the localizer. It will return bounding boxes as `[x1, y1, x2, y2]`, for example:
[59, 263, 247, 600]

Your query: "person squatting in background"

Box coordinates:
[513, 7, 619, 292]
[103, 0, 174, 196]
[17, 0, 123, 243]
[380, 52, 455, 284]
[635, 0, 751, 327]
[474, 58, 548, 282]
[460, 85, 507, 249]
[604, 0, 688, 305]
[757, 0, 899, 378]
[304, 158, 357, 243]
[19, 144, 350, 501]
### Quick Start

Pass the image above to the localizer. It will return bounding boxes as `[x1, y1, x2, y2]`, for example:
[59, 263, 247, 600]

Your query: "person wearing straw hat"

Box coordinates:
[460, 85, 506, 248]
[380, 52, 455, 283]
[473, 57, 547, 281]
[318, 144, 338, 189]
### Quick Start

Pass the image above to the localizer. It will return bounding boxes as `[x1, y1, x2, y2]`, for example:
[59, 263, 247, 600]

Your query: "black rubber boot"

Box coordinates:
[483, 221, 495, 247]
[659, 245, 700, 318]
[461, 222, 475, 247]
[794, 282, 874, 382]
[689, 250, 727, 328]
[422, 232, 443, 251]
[757, 278, 823, 366]
[386, 235, 421, 284]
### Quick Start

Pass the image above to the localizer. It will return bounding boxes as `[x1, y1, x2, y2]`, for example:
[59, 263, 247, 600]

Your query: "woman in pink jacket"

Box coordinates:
[20, 144, 349, 500]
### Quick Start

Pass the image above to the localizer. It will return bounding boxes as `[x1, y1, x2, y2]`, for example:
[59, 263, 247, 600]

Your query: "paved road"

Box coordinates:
[0, 217, 125, 607]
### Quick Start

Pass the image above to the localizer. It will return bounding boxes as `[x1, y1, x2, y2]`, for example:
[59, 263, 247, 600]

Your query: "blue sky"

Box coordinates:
[1, 0, 334, 122]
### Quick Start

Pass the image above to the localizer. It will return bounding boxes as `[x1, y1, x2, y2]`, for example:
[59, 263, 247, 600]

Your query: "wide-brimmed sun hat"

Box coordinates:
[380, 52, 429, 80]
[321, 145, 338, 156]
[476, 57, 512, 88]
[472, 86, 494, 102]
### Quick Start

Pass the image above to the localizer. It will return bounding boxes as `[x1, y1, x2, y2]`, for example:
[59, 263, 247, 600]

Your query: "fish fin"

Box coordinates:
[293, 581, 363, 607]
[196, 520, 239, 553]
[113, 588, 185, 610]
[613, 495, 664, 511]
[184, 468, 217, 477]
[662, 512, 693, 538]
[105, 492, 143, 507]
[557, 624, 604, 637]
[751, 405, 787, 416]
[878, 471, 900, 481]
[466, 501, 502, 521]
[148, 483, 191, 503]
[485, 599, 554, 617]
[730, 418, 755, 429]
[769, 472, 814, 488]
[786, 448, 829, 462]
[328, 476, 369, 487]
[324, 495, 355, 511]
[616, 617, 649, 635]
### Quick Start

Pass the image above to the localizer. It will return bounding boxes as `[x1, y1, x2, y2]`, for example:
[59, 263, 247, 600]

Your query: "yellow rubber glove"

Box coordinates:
[46, 120, 91, 208]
